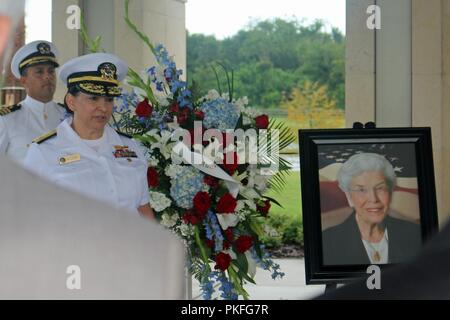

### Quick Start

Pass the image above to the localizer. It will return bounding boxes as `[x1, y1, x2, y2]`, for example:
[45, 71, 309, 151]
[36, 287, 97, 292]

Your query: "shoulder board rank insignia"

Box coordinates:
[0, 104, 21, 116]
[116, 130, 132, 139]
[32, 129, 57, 144]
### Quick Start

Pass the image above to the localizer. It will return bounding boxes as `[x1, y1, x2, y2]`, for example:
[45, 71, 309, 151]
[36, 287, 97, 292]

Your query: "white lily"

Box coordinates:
[217, 213, 240, 230]
[147, 130, 174, 159]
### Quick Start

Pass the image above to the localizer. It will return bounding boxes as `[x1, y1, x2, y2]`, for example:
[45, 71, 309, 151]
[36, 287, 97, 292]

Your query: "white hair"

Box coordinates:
[337, 152, 396, 192]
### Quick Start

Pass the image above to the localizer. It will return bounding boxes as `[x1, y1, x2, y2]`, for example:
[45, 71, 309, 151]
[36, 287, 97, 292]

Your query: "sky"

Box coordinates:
[25, 0, 345, 42]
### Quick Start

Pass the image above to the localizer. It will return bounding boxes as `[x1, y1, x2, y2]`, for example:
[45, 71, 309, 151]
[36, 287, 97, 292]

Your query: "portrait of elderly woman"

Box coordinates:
[321, 152, 422, 266]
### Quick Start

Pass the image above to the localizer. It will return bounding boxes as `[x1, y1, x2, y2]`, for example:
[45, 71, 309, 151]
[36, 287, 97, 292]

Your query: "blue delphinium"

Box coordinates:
[200, 97, 240, 131]
[217, 274, 239, 300]
[204, 211, 224, 252]
[250, 246, 285, 280]
[153, 44, 193, 109]
[170, 166, 205, 208]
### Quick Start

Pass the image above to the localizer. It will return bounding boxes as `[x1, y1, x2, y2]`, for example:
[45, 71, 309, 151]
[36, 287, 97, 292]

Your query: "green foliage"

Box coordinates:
[260, 212, 303, 248]
[187, 18, 345, 109]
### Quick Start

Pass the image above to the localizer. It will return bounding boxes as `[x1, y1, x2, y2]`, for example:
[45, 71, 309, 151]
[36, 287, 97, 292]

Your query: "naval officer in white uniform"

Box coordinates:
[0, 40, 66, 163]
[24, 53, 154, 219]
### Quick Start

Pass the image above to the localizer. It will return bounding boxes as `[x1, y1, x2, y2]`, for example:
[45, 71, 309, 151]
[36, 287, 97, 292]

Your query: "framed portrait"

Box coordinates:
[298, 127, 439, 284]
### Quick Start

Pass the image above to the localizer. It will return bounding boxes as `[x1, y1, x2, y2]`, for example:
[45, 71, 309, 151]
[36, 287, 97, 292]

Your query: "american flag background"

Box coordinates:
[318, 143, 420, 230]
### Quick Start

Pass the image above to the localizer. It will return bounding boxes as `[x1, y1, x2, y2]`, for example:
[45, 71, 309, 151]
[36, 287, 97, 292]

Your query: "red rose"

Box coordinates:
[193, 191, 211, 216]
[223, 241, 231, 250]
[182, 209, 199, 225]
[216, 193, 237, 214]
[135, 98, 153, 118]
[255, 114, 269, 129]
[205, 239, 215, 248]
[194, 110, 204, 120]
[169, 103, 179, 114]
[147, 167, 159, 188]
[177, 107, 190, 125]
[223, 152, 239, 175]
[224, 228, 234, 242]
[214, 252, 232, 271]
[204, 176, 219, 189]
[235, 235, 253, 253]
[257, 200, 271, 216]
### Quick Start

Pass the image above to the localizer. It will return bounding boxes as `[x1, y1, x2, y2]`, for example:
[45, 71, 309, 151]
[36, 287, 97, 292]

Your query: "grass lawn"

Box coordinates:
[266, 170, 303, 223]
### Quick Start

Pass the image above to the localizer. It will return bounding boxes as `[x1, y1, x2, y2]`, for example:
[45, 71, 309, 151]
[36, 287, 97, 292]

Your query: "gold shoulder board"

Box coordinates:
[32, 129, 57, 144]
[0, 104, 21, 116]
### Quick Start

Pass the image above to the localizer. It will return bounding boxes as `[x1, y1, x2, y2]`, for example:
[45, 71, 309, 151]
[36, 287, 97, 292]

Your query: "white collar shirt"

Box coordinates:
[0, 95, 65, 163]
[23, 118, 150, 214]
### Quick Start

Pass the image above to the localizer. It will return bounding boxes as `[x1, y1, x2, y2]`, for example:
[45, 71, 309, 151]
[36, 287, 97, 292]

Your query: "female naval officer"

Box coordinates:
[24, 52, 154, 219]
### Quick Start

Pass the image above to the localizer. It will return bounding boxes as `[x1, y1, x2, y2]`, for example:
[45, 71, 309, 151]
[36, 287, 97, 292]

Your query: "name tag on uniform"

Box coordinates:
[59, 153, 81, 165]
[113, 145, 137, 159]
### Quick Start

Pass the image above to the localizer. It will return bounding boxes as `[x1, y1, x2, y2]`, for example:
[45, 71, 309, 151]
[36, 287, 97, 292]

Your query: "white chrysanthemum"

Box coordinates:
[179, 223, 195, 237]
[161, 213, 179, 228]
[204, 89, 221, 100]
[149, 191, 172, 212]
[165, 164, 184, 178]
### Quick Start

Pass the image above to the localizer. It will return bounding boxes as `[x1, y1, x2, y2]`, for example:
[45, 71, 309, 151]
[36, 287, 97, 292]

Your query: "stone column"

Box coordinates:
[52, 0, 187, 102]
[345, 0, 376, 127]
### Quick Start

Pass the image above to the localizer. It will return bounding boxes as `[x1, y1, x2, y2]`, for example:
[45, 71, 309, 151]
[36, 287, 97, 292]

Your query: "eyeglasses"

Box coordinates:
[349, 184, 390, 196]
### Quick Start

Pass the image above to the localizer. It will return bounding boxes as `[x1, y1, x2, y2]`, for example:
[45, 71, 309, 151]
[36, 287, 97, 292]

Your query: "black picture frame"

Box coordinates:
[298, 127, 439, 285]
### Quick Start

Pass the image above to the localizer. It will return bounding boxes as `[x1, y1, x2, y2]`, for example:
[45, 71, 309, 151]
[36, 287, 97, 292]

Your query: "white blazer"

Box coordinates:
[0, 95, 65, 163]
[24, 118, 150, 214]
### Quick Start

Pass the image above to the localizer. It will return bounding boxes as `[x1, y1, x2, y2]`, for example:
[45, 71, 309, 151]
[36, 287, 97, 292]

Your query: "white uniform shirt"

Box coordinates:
[23, 118, 150, 214]
[0, 95, 65, 163]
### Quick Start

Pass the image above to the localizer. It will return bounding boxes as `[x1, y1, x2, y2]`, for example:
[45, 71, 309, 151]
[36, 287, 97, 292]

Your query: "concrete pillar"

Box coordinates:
[376, 0, 411, 126]
[345, 0, 376, 127]
[411, 0, 446, 223]
[52, 0, 187, 101]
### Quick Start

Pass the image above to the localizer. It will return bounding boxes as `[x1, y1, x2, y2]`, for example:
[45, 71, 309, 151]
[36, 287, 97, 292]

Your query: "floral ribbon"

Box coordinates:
[172, 142, 240, 198]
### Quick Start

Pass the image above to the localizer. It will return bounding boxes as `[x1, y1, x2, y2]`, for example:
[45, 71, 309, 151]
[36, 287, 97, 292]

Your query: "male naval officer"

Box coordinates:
[0, 40, 66, 163]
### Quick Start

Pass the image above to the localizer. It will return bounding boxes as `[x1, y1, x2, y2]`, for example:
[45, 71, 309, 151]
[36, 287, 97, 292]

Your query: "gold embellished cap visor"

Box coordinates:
[66, 62, 122, 97]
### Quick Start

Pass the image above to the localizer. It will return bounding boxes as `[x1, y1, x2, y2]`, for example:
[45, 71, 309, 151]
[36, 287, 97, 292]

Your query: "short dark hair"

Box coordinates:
[63, 85, 82, 114]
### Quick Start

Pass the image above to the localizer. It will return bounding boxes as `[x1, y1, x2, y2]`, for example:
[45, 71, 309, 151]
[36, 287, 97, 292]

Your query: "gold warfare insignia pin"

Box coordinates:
[59, 153, 81, 165]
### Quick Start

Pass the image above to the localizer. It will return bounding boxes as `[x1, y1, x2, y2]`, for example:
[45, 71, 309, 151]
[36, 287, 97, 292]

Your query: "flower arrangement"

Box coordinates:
[87, 0, 295, 299]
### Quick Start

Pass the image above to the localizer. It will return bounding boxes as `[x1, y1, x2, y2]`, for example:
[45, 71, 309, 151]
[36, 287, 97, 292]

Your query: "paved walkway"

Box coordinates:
[191, 258, 326, 300]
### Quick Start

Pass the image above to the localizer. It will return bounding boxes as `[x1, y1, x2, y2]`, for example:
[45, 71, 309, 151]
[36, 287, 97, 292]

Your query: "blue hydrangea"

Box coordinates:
[170, 166, 205, 208]
[200, 97, 240, 131]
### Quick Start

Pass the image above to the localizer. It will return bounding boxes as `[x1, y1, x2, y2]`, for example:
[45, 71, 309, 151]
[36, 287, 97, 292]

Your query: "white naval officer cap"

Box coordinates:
[59, 53, 128, 97]
[10, 40, 59, 79]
